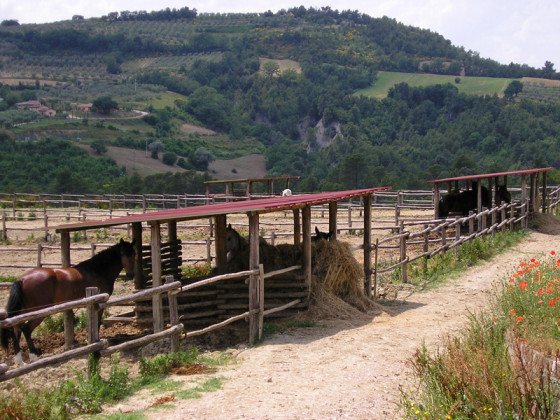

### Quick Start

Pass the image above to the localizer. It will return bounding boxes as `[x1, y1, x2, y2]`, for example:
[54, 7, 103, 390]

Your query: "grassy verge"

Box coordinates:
[403, 229, 528, 290]
[400, 242, 560, 419]
[0, 348, 233, 419]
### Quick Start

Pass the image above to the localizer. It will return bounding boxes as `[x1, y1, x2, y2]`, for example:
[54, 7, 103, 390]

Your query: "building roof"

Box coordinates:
[55, 187, 391, 233]
[428, 167, 554, 184]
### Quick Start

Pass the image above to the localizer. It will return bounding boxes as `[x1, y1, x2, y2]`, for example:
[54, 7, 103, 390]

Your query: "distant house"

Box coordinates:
[77, 103, 93, 112]
[16, 100, 56, 117]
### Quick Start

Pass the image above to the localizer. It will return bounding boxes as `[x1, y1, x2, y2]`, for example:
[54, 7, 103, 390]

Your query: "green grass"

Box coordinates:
[400, 240, 560, 419]
[0, 348, 231, 419]
[358, 71, 515, 99]
[402, 229, 528, 290]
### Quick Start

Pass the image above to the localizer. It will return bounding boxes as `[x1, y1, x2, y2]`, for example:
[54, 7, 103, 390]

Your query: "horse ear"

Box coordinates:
[228, 223, 232, 229]
[315, 226, 319, 234]
[131, 238, 137, 246]
[120, 238, 124, 244]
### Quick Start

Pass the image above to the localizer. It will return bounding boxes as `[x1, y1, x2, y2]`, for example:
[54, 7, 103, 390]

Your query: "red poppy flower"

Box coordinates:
[549, 299, 556, 307]
[516, 316, 523, 323]
[519, 281, 528, 290]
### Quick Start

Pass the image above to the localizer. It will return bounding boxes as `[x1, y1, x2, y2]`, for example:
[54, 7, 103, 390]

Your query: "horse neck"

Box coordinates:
[75, 248, 123, 291]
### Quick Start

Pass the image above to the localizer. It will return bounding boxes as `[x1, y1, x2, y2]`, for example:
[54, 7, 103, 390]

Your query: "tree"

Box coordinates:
[92, 96, 118, 114]
[542, 61, 556, 79]
[504, 80, 523, 99]
[90, 140, 107, 155]
[162, 152, 177, 166]
[190, 147, 215, 171]
[148, 141, 164, 159]
[262, 61, 281, 79]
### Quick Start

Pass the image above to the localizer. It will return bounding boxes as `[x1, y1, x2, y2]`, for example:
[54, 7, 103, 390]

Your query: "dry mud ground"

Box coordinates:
[1, 213, 559, 419]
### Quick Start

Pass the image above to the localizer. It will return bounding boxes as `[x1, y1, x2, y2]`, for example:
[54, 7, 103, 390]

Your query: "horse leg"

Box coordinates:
[12, 327, 25, 367]
[22, 318, 43, 362]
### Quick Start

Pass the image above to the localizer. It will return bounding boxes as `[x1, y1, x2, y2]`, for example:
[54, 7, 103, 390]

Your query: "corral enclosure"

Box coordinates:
[1, 168, 559, 382]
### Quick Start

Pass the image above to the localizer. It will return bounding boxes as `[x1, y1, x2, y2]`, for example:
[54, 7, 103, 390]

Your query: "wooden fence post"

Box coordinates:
[166, 276, 180, 353]
[423, 224, 429, 275]
[399, 221, 408, 283]
[501, 205, 507, 234]
[2, 214, 7, 240]
[468, 211, 474, 242]
[258, 264, 265, 341]
[373, 238, 379, 298]
[206, 237, 212, 264]
[36, 243, 42, 267]
[248, 212, 261, 345]
[86, 287, 100, 377]
[43, 213, 49, 241]
[347, 204, 352, 229]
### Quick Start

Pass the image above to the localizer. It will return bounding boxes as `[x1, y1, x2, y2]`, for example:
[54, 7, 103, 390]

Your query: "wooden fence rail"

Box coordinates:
[371, 200, 528, 294]
[0, 261, 304, 382]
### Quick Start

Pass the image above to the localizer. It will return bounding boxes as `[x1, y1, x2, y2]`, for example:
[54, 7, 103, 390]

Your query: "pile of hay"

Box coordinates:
[214, 238, 384, 319]
[309, 239, 382, 319]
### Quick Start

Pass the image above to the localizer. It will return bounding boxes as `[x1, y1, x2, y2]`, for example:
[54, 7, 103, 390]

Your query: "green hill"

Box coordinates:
[0, 6, 559, 194]
[358, 72, 514, 98]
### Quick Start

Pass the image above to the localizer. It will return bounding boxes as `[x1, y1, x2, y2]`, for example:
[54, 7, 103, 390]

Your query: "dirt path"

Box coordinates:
[137, 231, 556, 420]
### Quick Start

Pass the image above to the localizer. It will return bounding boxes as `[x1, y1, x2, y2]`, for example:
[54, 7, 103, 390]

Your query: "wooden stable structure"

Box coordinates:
[429, 167, 554, 219]
[55, 187, 390, 343]
[204, 176, 300, 198]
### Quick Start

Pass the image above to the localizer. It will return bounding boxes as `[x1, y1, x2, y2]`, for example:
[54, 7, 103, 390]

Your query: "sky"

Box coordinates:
[1, 0, 558, 70]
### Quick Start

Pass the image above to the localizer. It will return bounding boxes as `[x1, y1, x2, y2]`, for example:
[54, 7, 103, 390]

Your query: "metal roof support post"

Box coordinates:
[363, 194, 372, 298]
[150, 222, 164, 333]
[248, 212, 260, 345]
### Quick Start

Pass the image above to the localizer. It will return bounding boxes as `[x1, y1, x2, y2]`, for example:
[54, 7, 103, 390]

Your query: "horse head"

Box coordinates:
[312, 226, 334, 241]
[119, 238, 136, 279]
[497, 185, 511, 204]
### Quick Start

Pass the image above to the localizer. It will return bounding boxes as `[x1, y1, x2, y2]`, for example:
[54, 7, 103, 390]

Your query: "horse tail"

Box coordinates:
[0, 280, 24, 350]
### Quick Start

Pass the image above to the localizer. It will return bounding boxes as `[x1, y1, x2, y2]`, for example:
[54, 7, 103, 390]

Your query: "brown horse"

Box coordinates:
[1, 238, 136, 366]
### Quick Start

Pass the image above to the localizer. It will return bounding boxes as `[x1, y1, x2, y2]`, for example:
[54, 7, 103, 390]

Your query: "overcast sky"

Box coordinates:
[1, 0, 557, 70]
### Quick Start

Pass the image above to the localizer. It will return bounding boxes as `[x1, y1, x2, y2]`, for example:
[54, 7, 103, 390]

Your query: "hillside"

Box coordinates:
[0, 7, 559, 194]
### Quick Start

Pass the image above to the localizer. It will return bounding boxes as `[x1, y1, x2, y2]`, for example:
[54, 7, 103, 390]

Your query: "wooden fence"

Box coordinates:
[0, 261, 303, 382]
[369, 200, 528, 293]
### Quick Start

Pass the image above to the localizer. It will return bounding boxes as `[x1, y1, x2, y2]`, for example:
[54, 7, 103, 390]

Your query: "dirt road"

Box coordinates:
[118, 230, 556, 420]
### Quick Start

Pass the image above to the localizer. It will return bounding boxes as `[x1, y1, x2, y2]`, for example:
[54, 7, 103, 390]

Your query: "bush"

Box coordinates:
[162, 152, 177, 166]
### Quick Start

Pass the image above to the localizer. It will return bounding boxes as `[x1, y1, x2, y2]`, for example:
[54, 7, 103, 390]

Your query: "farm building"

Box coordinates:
[54, 187, 391, 343]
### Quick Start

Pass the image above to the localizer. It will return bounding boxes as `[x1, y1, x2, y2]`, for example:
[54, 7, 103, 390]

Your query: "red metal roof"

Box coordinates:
[428, 167, 554, 184]
[55, 187, 391, 232]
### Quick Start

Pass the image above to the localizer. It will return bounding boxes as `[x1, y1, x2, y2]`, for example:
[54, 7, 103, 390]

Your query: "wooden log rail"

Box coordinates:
[0, 263, 305, 382]
[370, 200, 527, 293]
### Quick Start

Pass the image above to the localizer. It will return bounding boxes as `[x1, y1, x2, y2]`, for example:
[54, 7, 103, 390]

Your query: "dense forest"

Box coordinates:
[0, 6, 559, 194]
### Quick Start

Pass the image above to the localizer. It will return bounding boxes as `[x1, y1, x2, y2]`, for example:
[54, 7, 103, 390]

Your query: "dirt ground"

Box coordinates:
[0, 210, 559, 419]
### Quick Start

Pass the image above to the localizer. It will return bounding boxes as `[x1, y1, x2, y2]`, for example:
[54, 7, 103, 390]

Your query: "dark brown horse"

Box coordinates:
[1, 238, 136, 366]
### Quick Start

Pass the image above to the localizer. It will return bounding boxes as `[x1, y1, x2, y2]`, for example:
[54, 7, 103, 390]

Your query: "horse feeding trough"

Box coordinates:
[52, 187, 391, 346]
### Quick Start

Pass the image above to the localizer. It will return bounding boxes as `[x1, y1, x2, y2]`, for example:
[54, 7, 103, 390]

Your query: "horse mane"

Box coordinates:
[75, 242, 121, 272]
